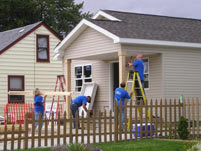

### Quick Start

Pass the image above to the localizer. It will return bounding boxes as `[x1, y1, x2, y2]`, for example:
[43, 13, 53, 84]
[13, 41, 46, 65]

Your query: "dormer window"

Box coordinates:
[36, 35, 50, 62]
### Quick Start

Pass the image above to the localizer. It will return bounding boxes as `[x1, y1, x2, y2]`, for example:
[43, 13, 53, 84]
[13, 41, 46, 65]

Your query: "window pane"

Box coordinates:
[10, 77, 23, 90]
[76, 80, 82, 87]
[38, 48, 48, 60]
[9, 96, 24, 103]
[85, 79, 92, 82]
[144, 74, 149, 81]
[144, 81, 149, 89]
[75, 66, 82, 78]
[75, 87, 82, 92]
[38, 37, 48, 48]
[84, 65, 91, 77]
[143, 59, 148, 74]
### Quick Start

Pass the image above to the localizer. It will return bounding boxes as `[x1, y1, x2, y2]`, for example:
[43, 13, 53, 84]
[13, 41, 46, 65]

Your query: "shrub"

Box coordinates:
[177, 116, 189, 140]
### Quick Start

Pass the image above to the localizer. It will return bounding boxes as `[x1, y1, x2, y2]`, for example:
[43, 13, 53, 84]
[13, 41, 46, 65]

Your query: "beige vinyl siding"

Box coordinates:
[64, 27, 121, 59]
[163, 48, 201, 99]
[0, 25, 62, 116]
[145, 54, 163, 100]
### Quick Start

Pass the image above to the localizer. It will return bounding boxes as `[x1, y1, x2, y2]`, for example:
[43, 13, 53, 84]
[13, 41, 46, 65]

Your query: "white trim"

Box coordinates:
[54, 19, 120, 55]
[118, 38, 201, 48]
[93, 10, 121, 21]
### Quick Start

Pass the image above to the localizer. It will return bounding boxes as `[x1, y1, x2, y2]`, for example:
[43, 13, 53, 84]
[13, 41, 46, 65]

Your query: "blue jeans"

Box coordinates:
[70, 103, 80, 128]
[117, 107, 125, 128]
[34, 111, 44, 129]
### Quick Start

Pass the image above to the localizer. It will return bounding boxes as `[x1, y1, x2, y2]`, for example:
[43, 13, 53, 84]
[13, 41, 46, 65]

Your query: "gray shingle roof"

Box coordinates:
[89, 10, 201, 43]
[0, 22, 42, 52]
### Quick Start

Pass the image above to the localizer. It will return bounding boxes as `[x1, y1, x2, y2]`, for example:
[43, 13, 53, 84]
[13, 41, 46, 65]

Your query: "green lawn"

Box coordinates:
[93, 139, 192, 151]
[15, 139, 192, 151]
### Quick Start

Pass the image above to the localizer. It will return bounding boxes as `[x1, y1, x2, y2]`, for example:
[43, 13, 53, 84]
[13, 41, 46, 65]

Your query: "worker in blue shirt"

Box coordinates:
[34, 88, 47, 129]
[70, 96, 91, 128]
[128, 54, 145, 104]
[114, 82, 133, 128]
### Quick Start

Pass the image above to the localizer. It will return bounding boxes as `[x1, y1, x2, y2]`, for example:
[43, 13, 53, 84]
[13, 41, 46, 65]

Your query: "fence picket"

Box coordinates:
[188, 99, 191, 138]
[38, 112, 42, 147]
[125, 101, 128, 141]
[31, 113, 35, 148]
[99, 111, 102, 143]
[87, 111, 90, 144]
[17, 124, 22, 149]
[150, 99, 153, 139]
[135, 103, 138, 140]
[192, 98, 195, 138]
[93, 110, 96, 144]
[69, 112, 73, 144]
[11, 124, 14, 150]
[51, 113, 54, 146]
[3, 124, 7, 151]
[109, 110, 112, 142]
[174, 99, 177, 138]
[165, 100, 167, 138]
[169, 99, 172, 138]
[45, 114, 48, 146]
[160, 99, 162, 138]
[140, 100, 143, 140]
[129, 100, 133, 141]
[24, 113, 28, 149]
[155, 100, 158, 138]
[57, 112, 60, 145]
[81, 111, 84, 144]
[75, 112, 79, 144]
[119, 100, 122, 141]
[63, 111, 67, 145]
[196, 98, 199, 138]
[104, 110, 107, 143]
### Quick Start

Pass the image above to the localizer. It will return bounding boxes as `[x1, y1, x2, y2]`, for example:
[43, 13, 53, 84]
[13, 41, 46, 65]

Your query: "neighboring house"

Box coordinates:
[54, 10, 201, 112]
[0, 22, 63, 115]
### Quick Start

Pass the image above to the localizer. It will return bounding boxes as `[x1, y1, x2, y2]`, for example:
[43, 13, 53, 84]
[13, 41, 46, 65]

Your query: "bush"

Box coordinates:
[177, 116, 189, 140]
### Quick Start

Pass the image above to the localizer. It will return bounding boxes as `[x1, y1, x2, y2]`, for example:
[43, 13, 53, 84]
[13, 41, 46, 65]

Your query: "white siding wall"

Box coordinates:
[64, 27, 121, 59]
[0, 25, 63, 116]
[163, 48, 201, 99]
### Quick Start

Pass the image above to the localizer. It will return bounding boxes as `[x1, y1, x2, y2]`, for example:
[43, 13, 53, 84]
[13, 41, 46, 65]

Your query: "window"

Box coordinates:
[143, 58, 149, 89]
[75, 65, 92, 92]
[36, 35, 49, 62]
[8, 76, 24, 103]
[128, 58, 149, 89]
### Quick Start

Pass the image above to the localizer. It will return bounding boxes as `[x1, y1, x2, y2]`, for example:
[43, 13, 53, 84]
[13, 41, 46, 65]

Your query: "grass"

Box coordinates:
[15, 139, 192, 151]
[93, 139, 191, 151]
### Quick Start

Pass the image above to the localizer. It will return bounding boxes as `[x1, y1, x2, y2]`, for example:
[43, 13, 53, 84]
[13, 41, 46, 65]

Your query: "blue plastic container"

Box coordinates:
[133, 123, 155, 137]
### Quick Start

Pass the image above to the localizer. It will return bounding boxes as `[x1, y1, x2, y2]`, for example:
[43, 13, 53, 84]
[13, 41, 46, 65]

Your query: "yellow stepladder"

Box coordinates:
[125, 71, 151, 130]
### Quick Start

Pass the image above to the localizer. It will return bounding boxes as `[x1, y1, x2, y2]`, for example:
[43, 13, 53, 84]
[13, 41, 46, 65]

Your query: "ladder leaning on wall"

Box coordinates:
[125, 71, 151, 129]
[48, 75, 66, 120]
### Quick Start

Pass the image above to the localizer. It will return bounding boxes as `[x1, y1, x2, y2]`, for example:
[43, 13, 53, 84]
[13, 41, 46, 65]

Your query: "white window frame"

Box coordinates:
[74, 64, 92, 92]
[143, 57, 149, 90]
[127, 57, 150, 90]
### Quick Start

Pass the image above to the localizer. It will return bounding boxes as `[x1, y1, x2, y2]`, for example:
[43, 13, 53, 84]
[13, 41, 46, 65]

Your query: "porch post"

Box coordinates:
[65, 59, 71, 117]
[118, 51, 127, 84]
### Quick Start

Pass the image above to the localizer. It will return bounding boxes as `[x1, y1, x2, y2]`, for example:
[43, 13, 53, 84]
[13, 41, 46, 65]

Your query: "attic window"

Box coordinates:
[36, 35, 50, 62]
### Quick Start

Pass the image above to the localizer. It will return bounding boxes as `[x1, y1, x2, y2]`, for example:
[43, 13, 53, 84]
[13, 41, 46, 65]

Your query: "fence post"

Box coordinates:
[93, 110, 96, 144]
[69, 111, 73, 144]
[87, 111, 90, 144]
[24, 113, 28, 149]
[44, 113, 48, 146]
[18, 124, 22, 149]
[188, 98, 191, 139]
[98, 111, 102, 143]
[129, 99, 133, 141]
[38, 112, 42, 147]
[125, 100, 128, 141]
[75, 111, 79, 144]
[114, 101, 118, 142]
[160, 99, 162, 138]
[109, 110, 112, 142]
[119, 100, 122, 141]
[57, 112, 61, 145]
[155, 99, 158, 138]
[150, 99, 153, 139]
[81, 111, 84, 144]
[169, 99, 172, 138]
[104, 110, 107, 143]
[31, 112, 35, 148]
[11, 124, 15, 150]
[51, 113, 54, 146]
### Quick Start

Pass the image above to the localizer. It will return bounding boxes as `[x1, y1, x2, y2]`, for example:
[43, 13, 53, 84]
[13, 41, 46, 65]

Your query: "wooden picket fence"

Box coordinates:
[0, 98, 201, 150]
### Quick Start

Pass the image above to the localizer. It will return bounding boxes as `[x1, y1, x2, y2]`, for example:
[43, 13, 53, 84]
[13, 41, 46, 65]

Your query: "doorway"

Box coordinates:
[113, 62, 119, 92]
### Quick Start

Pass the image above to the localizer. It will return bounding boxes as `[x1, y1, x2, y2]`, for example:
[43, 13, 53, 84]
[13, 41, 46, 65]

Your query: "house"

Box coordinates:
[0, 22, 63, 116]
[54, 10, 201, 113]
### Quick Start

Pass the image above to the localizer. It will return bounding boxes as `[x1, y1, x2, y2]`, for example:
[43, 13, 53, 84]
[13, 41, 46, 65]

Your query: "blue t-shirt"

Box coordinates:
[72, 96, 87, 107]
[132, 59, 144, 81]
[34, 96, 44, 113]
[114, 88, 131, 105]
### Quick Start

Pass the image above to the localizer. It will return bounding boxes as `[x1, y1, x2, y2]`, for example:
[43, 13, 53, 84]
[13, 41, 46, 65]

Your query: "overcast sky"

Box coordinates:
[75, 0, 201, 20]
